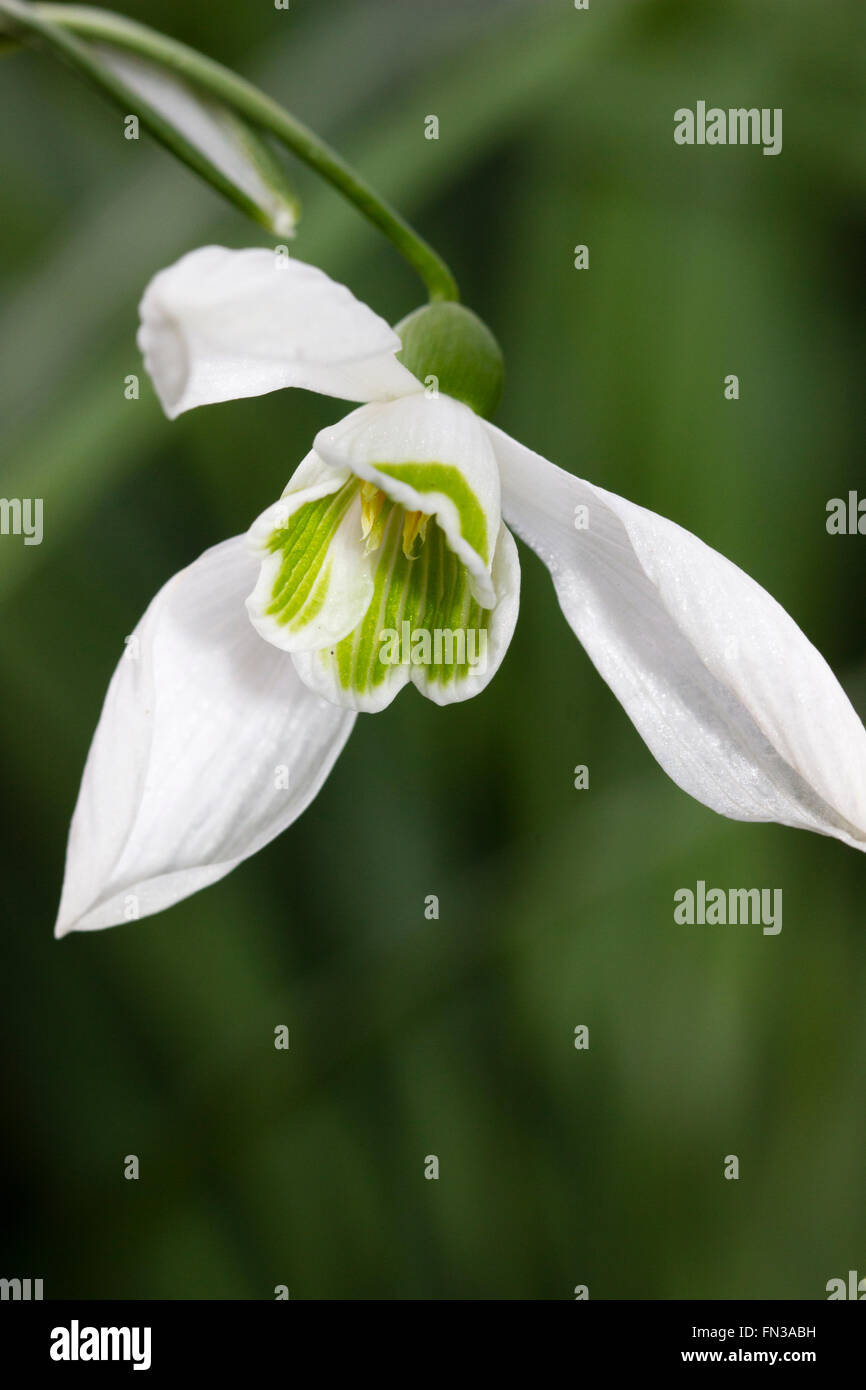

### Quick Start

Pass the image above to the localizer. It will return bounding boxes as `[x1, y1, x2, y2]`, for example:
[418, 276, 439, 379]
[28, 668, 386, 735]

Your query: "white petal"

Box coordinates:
[490, 425, 866, 849]
[245, 469, 375, 654]
[55, 537, 354, 935]
[314, 393, 501, 606]
[137, 246, 422, 418]
[291, 627, 412, 716]
[95, 45, 299, 237]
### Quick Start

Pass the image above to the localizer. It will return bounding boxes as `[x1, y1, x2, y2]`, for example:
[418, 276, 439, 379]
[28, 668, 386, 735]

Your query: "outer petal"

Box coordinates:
[314, 394, 501, 606]
[490, 424, 866, 849]
[137, 246, 422, 418]
[55, 537, 355, 935]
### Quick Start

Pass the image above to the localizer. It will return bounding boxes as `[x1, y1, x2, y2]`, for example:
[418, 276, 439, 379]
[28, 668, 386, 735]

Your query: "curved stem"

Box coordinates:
[4, 1, 460, 302]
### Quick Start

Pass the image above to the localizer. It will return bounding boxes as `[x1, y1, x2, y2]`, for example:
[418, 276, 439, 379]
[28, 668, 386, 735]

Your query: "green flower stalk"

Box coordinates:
[0, 0, 458, 300]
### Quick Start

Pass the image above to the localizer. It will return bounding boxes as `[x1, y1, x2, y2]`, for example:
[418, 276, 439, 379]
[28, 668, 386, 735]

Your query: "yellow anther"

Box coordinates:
[360, 482, 385, 538]
[402, 509, 430, 559]
[360, 482, 391, 553]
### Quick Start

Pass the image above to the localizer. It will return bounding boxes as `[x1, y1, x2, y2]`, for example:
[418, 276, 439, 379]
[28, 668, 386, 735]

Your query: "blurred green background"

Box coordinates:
[1, 0, 865, 1300]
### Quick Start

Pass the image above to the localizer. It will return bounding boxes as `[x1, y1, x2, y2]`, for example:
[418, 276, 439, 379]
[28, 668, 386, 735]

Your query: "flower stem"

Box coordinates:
[1, 1, 460, 303]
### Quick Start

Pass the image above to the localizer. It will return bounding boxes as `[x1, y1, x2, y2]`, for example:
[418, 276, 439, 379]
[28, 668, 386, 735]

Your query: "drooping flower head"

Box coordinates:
[54, 246, 866, 936]
[141, 247, 519, 714]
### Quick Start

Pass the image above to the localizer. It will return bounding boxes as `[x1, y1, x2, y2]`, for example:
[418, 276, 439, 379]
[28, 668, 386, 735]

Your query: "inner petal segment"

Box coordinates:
[248, 464, 519, 712]
[292, 509, 501, 713]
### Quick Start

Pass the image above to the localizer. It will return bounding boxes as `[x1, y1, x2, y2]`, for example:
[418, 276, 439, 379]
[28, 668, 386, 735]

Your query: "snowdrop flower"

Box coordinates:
[55, 245, 866, 936]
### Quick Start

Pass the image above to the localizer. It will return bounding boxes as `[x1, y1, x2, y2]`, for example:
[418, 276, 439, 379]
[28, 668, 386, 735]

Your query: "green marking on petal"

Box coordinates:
[374, 462, 489, 565]
[264, 479, 358, 630]
[256, 465, 494, 703]
[359, 516, 405, 691]
[298, 557, 332, 628]
[326, 511, 492, 698]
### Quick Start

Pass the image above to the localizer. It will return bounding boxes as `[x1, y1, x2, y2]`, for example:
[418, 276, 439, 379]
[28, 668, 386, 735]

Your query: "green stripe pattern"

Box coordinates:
[331, 504, 489, 696]
[264, 479, 358, 633]
[375, 461, 489, 565]
[262, 472, 491, 700]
